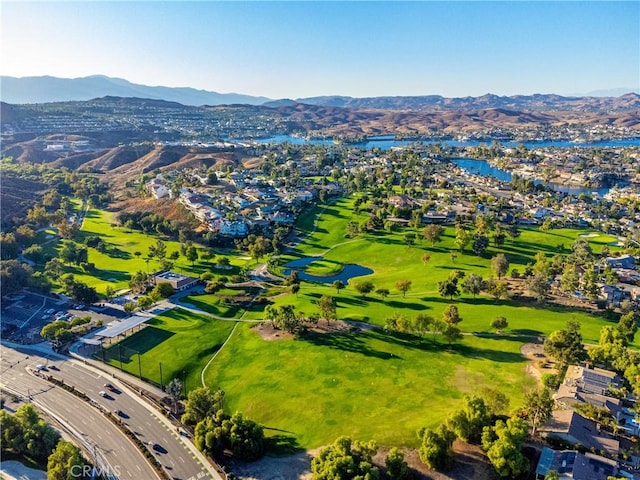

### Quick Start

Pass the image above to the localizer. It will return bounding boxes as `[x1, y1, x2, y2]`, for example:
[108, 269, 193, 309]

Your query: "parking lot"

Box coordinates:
[1, 291, 80, 344]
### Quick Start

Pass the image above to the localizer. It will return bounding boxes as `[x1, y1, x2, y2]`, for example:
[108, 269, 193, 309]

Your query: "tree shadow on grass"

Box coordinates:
[301, 331, 403, 360]
[365, 329, 525, 363]
[95, 270, 129, 282]
[265, 433, 305, 456]
[383, 299, 430, 311]
[106, 247, 131, 259]
[103, 327, 175, 363]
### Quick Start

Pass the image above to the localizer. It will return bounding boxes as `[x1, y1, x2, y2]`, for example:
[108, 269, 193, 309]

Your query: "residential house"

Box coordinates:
[605, 255, 636, 270]
[564, 365, 624, 396]
[539, 410, 619, 456]
[554, 382, 622, 420]
[535, 447, 618, 480]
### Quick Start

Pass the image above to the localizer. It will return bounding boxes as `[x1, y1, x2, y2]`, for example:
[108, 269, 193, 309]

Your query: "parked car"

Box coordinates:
[99, 391, 108, 397]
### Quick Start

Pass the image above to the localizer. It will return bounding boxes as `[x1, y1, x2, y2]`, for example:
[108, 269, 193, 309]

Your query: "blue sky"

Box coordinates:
[2, 1, 638, 98]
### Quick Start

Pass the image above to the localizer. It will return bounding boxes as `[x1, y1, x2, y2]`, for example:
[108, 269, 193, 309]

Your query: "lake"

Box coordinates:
[283, 257, 373, 284]
[450, 158, 614, 196]
[248, 134, 640, 150]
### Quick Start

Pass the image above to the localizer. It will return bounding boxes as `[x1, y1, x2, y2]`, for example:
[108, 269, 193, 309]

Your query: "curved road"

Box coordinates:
[1, 344, 221, 480]
[0, 346, 157, 480]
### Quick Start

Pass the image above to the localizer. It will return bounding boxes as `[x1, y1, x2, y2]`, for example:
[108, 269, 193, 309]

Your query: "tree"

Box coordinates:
[318, 295, 337, 323]
[617, 311, 638, 344]
[354, 280, 375, 298]
[472, 234, 489, 256]
[129, 271, 150, 294]
[1, 404, 60, 462]
[152, 282, 175, 299]
[105, 285, 116, 300]
[23, 244, 45, 264]
[417, 424, 455, 471]
[526, 273, 551, 302]
[1, 260, 34, 297]
[167, 378, 183, 414]
[404, 232, 417, 247]
[523, 388, 553, 436]
[182, 387, 225, 425]
[375, 288, 390, 301]
[311, 436, 379, 480]
[385, 447, 411, 480]
[413, 314, 434, 337]
[491, 254, 509, 279]
[455, 225, 471, 252]
[442, 304, 462, 325]
[544, 319, 585, 366]
[40, 320, 74, 346]
[422, 253, 431, 264]
[186, 245, 199, 265]
[47, 441, 86, 480]
[482, 416, 530, 478]
[581, 264, 601, 300]
[194, 409, 265, 461]
[267, 305, 304, 333]
[491, 316, 508, 333]
[479, 387, 510, 417]
[137, 295, 153, 310]
[332, 280, 345, 294]
[424, 224, 444, 246]
[59, 241, 88, 265]
[291, 284, 301, 297]
[560, 263, 580, 294]
[396, 279, 412, 298]
[462, 273, 484, 298]
[485, 278, 509, 301]
[447, 395, 491, 443]
[438, 278, 460, 300]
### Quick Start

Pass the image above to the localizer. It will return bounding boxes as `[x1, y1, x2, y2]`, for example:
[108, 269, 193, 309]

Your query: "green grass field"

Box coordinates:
[51, 208, 251, 295]
[91, 194, 630, 449]
[204, 322, 535, 448]
[101, 308, 235, 391]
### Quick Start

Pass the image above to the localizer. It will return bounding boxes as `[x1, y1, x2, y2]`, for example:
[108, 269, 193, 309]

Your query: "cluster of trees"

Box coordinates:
[543, 313, 639, 396]
[40, 316, 91, 346]
[384, 305, 464, 345]
[587, 312, 640, 395]
[116, 211, 197, 237]
[264, 294, 340, 334]
[417, 388, 553, 477]
[123, 276, 175, 312]
[311, 436, 413, 480]
[183, 387, 266, 461]
[0, 404, 86, 478]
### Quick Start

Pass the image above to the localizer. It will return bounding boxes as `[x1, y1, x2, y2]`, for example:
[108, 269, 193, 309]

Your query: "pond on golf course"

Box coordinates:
[283, 256, 373, 284]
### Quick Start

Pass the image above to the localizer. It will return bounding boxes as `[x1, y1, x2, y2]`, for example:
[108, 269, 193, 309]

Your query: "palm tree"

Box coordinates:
[167, 378, 182, 414]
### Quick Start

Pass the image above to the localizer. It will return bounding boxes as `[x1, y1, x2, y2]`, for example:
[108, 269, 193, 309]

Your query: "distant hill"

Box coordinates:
[0, 75, 271, 106]
[286, 92, 640, 113]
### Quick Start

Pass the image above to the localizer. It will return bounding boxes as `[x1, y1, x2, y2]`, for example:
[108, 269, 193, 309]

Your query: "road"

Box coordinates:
[1, 344, 221, 480]
[0, 346, 157, 480]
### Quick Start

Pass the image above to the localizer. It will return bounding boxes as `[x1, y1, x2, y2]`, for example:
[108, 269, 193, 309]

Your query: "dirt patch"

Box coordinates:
[520, 341, 557, 381]
[253, 319, 370, 342]
[230, 441, 499, 480]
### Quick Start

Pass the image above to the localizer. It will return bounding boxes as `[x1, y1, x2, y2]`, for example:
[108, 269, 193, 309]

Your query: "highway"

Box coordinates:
[1, 344, 221, 480]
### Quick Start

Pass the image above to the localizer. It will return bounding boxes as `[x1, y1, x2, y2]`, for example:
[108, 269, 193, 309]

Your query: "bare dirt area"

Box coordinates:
[520, 341, 557, 381]
[253, 319, 367, 342]
[230, 441, 500, 480]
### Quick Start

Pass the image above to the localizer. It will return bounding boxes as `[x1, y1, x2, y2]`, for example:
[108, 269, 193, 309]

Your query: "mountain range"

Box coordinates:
[2, 75, 639, 112]
[0, 75, 271, 106]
